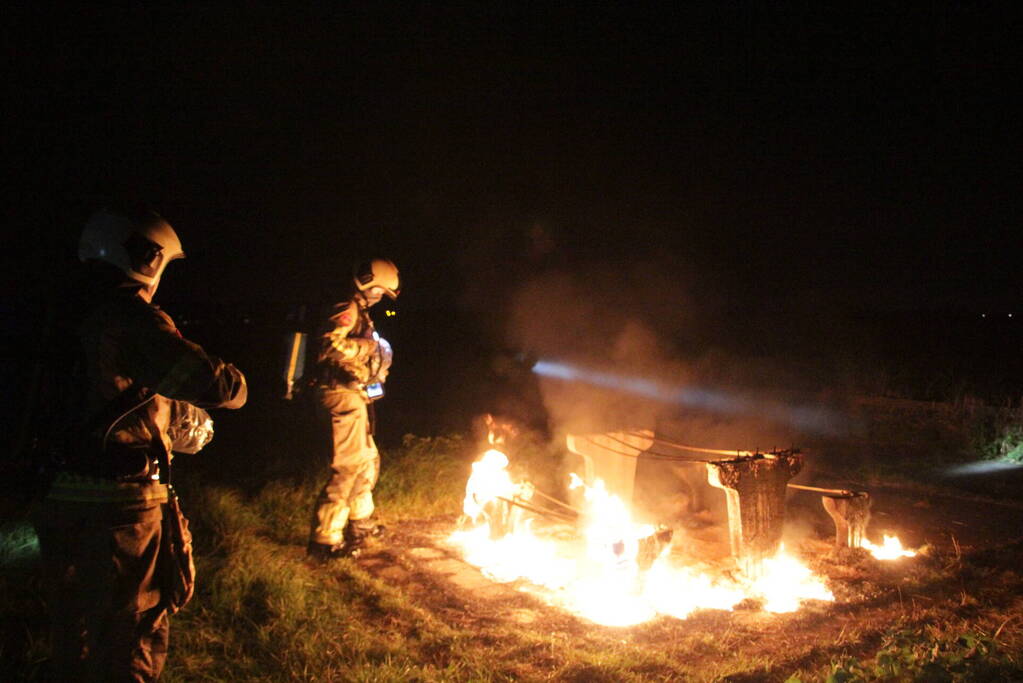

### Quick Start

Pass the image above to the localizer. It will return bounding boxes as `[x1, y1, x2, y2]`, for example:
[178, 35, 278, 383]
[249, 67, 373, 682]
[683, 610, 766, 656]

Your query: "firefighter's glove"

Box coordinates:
[168, 401, 215, 454]
[374, 336, 393, 382]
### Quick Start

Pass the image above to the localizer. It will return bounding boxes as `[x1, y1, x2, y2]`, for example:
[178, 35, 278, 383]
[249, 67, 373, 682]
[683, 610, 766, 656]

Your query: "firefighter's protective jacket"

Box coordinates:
[35, 265, 247, 681]
[47, 275, 246, 503]
[316, 296, 381, 394]
[309, 292, 387, 547]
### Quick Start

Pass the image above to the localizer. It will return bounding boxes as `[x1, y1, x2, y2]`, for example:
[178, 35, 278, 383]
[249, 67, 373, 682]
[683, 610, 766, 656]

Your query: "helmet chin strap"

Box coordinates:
[139, 273, 163, 302]
[356, 288, 383, 308]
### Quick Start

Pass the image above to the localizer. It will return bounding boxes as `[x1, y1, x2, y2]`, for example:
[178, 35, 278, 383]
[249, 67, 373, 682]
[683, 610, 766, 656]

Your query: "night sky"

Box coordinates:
[6, 4, 1021, 317]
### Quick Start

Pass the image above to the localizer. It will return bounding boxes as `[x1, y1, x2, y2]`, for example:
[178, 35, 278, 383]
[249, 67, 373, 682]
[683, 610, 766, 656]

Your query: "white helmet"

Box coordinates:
[79, 209, 184, 295]
[353, 258, 400, 299]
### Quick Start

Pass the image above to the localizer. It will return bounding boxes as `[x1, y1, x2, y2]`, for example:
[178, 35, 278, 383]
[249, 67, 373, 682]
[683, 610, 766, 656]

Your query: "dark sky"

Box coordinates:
[5, 4, 1021, 316]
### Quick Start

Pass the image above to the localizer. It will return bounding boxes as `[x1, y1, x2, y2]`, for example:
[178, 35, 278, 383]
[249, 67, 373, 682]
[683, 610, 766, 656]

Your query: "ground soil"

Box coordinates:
[340, 476, 1023, 681]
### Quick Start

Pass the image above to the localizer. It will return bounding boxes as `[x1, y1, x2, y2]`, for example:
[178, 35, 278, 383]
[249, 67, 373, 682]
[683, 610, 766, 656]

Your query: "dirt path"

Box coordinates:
[342, 494, 1023, 680]
[352, 519, 592, 641]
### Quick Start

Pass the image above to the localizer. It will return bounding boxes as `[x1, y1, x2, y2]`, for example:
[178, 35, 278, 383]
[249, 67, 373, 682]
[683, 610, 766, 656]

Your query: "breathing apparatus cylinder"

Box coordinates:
[282, 331, 308, 400]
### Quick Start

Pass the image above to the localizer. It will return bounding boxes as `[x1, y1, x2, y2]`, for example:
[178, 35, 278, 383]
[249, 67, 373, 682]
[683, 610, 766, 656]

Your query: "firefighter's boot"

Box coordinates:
[343, 520, 385, 557]
[306, 540, 349, 563]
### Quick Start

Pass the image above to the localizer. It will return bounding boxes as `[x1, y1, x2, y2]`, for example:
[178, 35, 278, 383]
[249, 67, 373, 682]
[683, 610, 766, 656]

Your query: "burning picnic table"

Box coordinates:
[448, 424, 916, 626]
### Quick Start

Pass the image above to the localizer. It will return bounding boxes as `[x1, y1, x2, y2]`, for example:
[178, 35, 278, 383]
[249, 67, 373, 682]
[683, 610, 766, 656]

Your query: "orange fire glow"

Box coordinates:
[450, 445, 835, 626]
[860, 533, 917, 560]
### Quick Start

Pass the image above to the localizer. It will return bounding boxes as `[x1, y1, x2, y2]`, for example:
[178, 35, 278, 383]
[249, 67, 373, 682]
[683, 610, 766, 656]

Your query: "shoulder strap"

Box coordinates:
[92, 383, 152, 450]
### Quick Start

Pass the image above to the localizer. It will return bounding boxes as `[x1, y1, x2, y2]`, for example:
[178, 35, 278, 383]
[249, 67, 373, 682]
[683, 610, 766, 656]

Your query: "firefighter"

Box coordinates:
[307, 258, 399, 561]
[32, 209, 247, 681]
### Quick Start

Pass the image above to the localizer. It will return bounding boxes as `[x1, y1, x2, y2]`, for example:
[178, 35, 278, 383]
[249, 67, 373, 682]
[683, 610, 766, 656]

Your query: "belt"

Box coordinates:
[47, 471, 169, 504]
[63, 443, 156, 482]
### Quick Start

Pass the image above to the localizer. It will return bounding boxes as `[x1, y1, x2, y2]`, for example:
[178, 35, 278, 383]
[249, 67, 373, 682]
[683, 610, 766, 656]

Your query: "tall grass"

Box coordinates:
[372, 434, 471, 522]
[0, 522, 47, 681]
[976, 410, 1023, 464]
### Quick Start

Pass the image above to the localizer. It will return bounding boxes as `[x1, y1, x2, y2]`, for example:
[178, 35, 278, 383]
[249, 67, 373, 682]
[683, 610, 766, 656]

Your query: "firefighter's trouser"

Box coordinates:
[310, 389, 380, 546]
[33, 496, 169, 682]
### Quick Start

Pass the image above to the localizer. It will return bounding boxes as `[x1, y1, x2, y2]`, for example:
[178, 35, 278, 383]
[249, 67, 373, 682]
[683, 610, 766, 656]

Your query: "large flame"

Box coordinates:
[462, 449, 516, 522]
[860, 534, 917, 560]
[450, 446, 834, 626]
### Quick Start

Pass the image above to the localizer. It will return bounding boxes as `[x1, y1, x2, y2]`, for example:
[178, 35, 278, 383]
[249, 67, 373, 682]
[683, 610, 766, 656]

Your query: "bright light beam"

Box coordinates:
[532, 359, 844, 435]
[943, 460, 1023, 476]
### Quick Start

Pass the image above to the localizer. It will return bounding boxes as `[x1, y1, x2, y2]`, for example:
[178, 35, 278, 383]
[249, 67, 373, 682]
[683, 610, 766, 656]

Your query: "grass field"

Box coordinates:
[3, 408, 1023, 681]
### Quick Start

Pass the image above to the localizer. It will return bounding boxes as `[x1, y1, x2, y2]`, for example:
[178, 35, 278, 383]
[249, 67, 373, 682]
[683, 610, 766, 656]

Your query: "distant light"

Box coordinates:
[385, 310, 396, 317]
[981, 313, 986, 318]
[1010, 313, 1014, 318]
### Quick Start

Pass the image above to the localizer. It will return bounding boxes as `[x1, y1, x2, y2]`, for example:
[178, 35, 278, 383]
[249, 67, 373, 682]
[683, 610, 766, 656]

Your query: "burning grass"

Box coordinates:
[2, 434, 1022, 681]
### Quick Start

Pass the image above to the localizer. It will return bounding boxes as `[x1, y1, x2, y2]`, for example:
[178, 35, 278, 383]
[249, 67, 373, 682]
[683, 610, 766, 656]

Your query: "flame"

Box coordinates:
[450, 523, 576, 587]
[754, 546, 835, 612]
[462, 449, 517, 522]
[450, 446, 835, 625]
[570, 474, 655, 570]
[860, 534, 917, 560]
